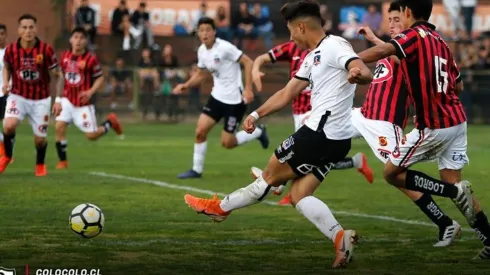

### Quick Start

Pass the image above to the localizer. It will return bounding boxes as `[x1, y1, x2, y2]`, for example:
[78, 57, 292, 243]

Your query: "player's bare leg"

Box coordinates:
[383, 161, 476, 224]
[289, 174, 357, 268]
[34, 135, 48, 177]
[0, 117, 19, 173]
[439, 168, 490, 258]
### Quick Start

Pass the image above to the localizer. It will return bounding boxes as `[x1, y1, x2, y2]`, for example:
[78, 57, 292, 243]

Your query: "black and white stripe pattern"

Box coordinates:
[475, 246, 490, 259]
[451, 181, 476, 226]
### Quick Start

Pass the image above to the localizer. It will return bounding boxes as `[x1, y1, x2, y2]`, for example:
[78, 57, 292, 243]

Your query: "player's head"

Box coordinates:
[197, 17, 216, 47]
[70, 27, 89, 53]
[81, 0, 89, 7]
[18, 14, 37, 42]
[398, 0, 433, 28]
[0, 24, 7, 47]
[388, 2, 403, 38]
[280, 0, 323, 49]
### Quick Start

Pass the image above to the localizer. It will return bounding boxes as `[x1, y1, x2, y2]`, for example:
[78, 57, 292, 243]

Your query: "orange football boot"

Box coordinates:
[56, 160, 68, 169]
[184, 194, 230, 222]
[107, 113, 123, 136]
[332, 229, 358, 268]
[0, 142, 5, 157]
[0, 156, 11, 173]
[357, 153, 374, 184]
[35, 164, 47, 177]
[277, 194, 291, 206]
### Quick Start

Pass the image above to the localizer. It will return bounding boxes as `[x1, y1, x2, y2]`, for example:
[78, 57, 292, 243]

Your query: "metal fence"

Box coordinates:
[94, 66, 490, 124]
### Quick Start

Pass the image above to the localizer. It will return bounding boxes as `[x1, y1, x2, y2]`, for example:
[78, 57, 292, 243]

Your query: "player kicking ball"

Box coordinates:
[1, 14, 64, 176]
[55, 27, 123, 169]
[173, 17, 269, 179]
[184, 1, 373, 267]
[358, 0, 490, 258]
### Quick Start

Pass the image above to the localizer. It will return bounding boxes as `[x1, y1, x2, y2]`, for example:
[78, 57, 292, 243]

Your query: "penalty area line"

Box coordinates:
[88, 172, 473, 233]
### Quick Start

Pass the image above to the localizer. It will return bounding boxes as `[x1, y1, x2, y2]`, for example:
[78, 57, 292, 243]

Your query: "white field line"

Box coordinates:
[88, 172, 473, 233]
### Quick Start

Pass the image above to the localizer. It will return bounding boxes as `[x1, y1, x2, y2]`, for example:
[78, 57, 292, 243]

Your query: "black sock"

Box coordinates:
[414, 193, 452, 230]
[3, 132, 15, 158]
[472, 211, 490, 246]
[55, 141, 67, 161]
[333, 158, 354, 170]
[36, 142, 48, 165]
[101, 120, 112, 133]
[405, 170, 459, 198]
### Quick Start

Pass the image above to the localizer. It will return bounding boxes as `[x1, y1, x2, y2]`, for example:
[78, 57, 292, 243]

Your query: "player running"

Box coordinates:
[251, 31, 373, 206]
[173, 17, 269, 179]
[1, 14, 64, 176]
[358, 0, 490, 258]
[55, 27, 123, 169]
[0, 24, 8, 157]
[184, 1, 373, 267]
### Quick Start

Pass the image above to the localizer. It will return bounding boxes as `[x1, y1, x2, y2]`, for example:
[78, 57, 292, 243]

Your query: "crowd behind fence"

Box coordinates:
[92, 65, 490, 125]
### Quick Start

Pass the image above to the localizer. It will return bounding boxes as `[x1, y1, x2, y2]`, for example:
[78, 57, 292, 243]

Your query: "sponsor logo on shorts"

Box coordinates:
[44, 115, 49, 122]
[7, 107, 19, 115]
[392, 145, 400, 158]
[38, 124, 48, 134]
[82, 122, 91, 129]
[278, 151, 294, 164]
[282, 136, 294, 150]
[452, 152, 467, 162]
[378, 136, 388, 147]
[377, 148, 391, 159]
[414, 175, 445, 194]
[82, 113, 87, 119]
[401, 135, 407, 145]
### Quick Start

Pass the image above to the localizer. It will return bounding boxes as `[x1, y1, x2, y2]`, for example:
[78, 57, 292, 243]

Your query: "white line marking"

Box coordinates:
[89, 172, 473, 233]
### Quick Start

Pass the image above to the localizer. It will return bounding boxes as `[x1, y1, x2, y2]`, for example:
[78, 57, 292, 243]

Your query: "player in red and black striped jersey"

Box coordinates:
[54, 27, 123, 170]
[0, 14, 64, 176]
[359, 0, 490, 258]
[251, 39, 373, 205]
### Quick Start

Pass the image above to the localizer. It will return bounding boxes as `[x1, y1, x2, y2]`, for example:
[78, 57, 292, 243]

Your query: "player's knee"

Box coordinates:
[3, 120, 17, 134]
[383, 165, 398, 185]
[34, 137, 46, 147]
[221, 138, 236, 149]
[55, 122, 66, 134]
[85, 133, 99, 141]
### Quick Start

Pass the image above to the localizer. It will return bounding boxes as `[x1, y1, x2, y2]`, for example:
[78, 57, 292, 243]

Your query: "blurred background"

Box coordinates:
[2, 0, 488, 124]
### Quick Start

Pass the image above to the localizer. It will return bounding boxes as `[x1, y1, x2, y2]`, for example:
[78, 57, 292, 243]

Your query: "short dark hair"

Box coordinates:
[280, 0, 322, 24]
[388, 1, 401, 13]
[0, 24, 6, 32]
[71, 27, 88, 37]
[139, 2, 146, 8]
[398, 0, 432, 21]
[18, 14, 37, 24]
[197, 17, 216, 30]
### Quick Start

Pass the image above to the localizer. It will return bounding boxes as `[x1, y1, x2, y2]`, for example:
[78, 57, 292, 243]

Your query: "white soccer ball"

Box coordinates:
[69, 203, 105, 238]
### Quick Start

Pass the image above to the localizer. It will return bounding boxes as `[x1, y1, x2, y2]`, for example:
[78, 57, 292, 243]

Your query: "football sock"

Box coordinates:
[192, 142, 207, 174]
[36, 142, 48, 165]
[472, 211, 490, 246]
[55, 140, 68, 161]
[0, 132, 3, 142]
[101, 120, 112, 133]
[3, 132, 15, 158]
[235, 128, 263, 145]
[220, 176, 272, 212]
[296, 196, 342, 241]
[414, 193, 452, 229]
[405, 170, 459, 198]
[333, 157, 354, 169]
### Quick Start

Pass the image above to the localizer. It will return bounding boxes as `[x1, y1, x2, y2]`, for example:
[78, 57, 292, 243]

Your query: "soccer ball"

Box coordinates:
[69, 203, 105, 238]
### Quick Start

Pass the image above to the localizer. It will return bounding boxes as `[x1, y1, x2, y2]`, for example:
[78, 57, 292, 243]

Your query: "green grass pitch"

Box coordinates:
[0, 122, 489, 274]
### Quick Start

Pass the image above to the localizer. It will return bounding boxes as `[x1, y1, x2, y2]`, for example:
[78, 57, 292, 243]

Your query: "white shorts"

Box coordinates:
[391, 122, 469, 170]
[351, 108, 403, 163]
[4, 94, 51, 137]
[56, 98, 98, 133]
[293, 111, 311, 131]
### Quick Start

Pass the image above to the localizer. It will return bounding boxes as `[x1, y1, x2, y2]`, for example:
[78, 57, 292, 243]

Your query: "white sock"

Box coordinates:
[235, 128, 263, 145]
[220, 176, 272, 212]
[122, 36, 131, 50]
[192, 142, 207, 174]
[352, 153, 363, 168]
[0, 132, 3, 142]
[295, 196, 343, 241]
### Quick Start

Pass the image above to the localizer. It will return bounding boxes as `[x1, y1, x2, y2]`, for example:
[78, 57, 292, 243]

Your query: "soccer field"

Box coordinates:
[1, 122, 489, 275]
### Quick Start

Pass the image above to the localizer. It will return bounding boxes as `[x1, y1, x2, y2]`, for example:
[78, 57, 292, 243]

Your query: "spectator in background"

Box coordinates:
[461, 0, 477, 39]
[362, 4, 382, 46]
[138, 48, 160, 119]
[108, 57, 133, 110]
[111, 0, 133, 50]
[234, 2, 257, 50]
[158, 45, 181, 121]
[75, 0, 97, 48]
[253, 3, 273, 50]
[320, 4, 333, 33]
[215, 5, 231, 41]
[131, 2, 157, 50]
[443, 0, 465, 39]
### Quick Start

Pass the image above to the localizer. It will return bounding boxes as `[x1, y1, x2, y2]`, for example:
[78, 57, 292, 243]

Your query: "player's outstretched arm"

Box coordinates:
[358, 43, 397, 64]
[255, 77, 308, 118]
[172, 68, 207, 95]
[239, 54, 254, 103]
[252, 53, 272, 92]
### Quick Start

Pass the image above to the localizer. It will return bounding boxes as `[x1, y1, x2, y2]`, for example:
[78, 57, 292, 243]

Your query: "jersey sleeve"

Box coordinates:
[45, 44, 59, 70]
[294, 53, 312, 82]
[389, 28, 419, 60]
[196, 49, 206, 69]
[223, 42, 243, 62]
[90, 56, 103, 78]
[268, 42, 292, 63]
[3, 45, 12, 69]
[327, 38, 359, 70]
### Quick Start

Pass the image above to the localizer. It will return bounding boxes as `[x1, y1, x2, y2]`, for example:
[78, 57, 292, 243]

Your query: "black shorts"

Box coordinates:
[275, 126, 351, 181]
[202, 96, 246, 133]
[0, 95, 7, 120]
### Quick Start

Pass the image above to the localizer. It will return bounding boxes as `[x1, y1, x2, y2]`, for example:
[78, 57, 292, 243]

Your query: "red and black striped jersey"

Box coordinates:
[3, 38, 58, 100]
[390, 22, 466, 129]
[60, 50, 102, 107]
[268, 41, 311, 115]
[361, 57, 409, 129]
